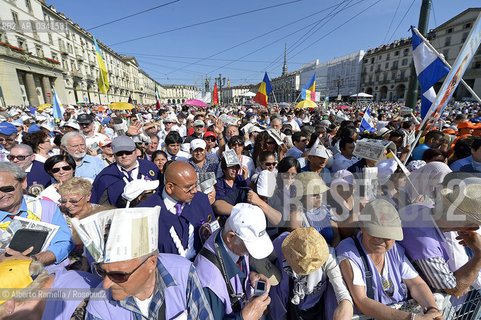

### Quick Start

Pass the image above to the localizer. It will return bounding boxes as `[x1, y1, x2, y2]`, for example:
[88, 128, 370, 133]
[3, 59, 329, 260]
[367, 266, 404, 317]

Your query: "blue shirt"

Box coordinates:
[0, 197, 74, 264]
[215, 175, 249, 200]
[75, 154, 105, 180]
[285, 146, 303, 159]
[411, 143, 430, 161]
[450, 155, 473, 172]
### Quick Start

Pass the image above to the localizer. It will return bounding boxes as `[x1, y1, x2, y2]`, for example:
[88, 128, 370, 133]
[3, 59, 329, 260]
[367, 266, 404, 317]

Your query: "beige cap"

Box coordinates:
[362, 199, 403, 241]
[295, 172, 329, 195]
[282, 227, 329, 275]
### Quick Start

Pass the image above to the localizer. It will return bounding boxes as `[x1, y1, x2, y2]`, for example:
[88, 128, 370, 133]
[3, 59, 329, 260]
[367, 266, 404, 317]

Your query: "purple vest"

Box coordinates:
[399, 204, 449, 262]
[86, 254, 192, 320]
[193, 230, 251, 315]
[336, 234, 408, 313]
[41, 268, 100, 320]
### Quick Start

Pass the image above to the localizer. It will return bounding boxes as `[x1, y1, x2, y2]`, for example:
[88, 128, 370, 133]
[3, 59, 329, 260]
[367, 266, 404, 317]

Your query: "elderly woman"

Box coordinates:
[22, 130, 52, 163]
[290, 172, 340, 247]
[58, 177, 95, 221]
[336, 199, 443, 320]
[270, 228, 353, 320]
[39, 154, 76, 204]
[215, 154, 249, 200]
[0, 259, 99, 319]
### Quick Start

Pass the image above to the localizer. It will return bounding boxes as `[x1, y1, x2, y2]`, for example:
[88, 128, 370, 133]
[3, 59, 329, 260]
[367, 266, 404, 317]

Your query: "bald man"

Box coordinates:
[137, 161, 216, 260]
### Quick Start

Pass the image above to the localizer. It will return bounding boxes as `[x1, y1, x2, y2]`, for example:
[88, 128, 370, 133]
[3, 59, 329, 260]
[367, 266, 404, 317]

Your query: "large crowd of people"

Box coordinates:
[0, 99, 481, 319]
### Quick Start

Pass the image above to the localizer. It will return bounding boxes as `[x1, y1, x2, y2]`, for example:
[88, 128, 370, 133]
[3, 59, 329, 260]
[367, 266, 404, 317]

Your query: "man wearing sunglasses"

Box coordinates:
[9, 144, 51, 196]
[91, 136, 161, 208]
[83, 207, 214, 320]
[77, 113, 108, 154]
[0, 162, 74, 271]
[285, 132, 310, 159]
[136, 161, 214, 261]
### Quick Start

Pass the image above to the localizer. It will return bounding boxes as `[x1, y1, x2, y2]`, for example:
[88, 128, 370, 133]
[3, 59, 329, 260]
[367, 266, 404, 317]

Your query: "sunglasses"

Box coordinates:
[300, 139, 308, 143]
[0, 185, 16, 193]
[136, 142, 149, 146]
[7, 154, 32, 161]
[51, 165, 72, 173]
[94, 257, 148, 283]
[230, 142, 243, 147]
[204, 137, 216, 142]
[59, 196, 84, 205]
[115, 150, 134, 157]
[263, 162, 277, 167]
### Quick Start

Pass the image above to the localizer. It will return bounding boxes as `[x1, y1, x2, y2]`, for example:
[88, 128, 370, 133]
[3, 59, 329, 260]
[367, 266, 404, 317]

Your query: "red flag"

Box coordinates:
[212, 83, 218, 106]
[155, 84, 161, 110]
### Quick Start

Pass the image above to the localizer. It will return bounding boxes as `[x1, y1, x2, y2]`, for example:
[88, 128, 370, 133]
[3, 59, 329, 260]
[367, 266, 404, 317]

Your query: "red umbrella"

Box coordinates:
[336, 105, 350, 110]
[184, 99, 207, 107]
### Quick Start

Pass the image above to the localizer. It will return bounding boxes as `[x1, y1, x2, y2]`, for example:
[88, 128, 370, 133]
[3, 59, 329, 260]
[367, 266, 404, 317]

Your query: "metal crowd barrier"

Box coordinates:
[352, 289, 481, 320]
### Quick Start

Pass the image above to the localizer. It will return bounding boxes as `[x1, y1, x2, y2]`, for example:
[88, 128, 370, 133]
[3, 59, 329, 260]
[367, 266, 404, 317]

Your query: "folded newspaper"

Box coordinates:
[71, 207, 161, 263]
[223, 150, 241, 167]
[353, 139, 397, 161]
[219, 114, 239, 126]
[197, 172, 216, 194]
[0, 217, 59, 254]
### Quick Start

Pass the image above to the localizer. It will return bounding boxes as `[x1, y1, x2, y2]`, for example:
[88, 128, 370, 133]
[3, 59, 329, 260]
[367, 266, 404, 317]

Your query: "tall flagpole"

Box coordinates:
[413, 28, 481, 103]
[270, 89, 280, 109]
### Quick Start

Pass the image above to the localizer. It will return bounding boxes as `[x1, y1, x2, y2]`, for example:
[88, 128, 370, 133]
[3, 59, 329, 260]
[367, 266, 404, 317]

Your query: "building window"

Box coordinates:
[370, 66, 373, 72]
[11, 11, 19, 25]
[25, 0, 32, 12]
[403, 48, 409, 56]
[35, 45, 43, 57]
[402, 58, 408, 66]
[52, 53, 58, 61]
[462, 32, 469, 43]
[395, 51, 399, 56]
[48, 33, 53, 44]
[385, 62, 389, 69]
[16, 37, 26, 50]
[465, 23, 472, 29]
[386, 53, 390, 60]
[445, 36, 451, 46]
[392, 61, 398, 69]
[447, 28, 453, 33]
[371, 57, 374, 63]
[474, 61, 481, 69]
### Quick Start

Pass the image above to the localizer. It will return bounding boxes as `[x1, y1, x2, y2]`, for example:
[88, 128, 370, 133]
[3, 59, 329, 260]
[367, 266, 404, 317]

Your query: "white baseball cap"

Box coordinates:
[227, 203, 273, 259]
[190, 139, 206, 151]
[164, 114, 178, 123]
[122, 179, 159, 202]
[309, 144, 332, 159]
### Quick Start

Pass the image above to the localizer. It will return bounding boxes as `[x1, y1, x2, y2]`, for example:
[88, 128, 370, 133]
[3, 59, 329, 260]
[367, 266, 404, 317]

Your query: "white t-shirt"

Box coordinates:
[134, 294, 153, 318]
[339, 254, 418, 292]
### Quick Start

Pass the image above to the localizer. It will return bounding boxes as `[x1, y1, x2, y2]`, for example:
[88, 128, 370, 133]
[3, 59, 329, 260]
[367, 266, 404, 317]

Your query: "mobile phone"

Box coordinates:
[254, 280, 266, 297]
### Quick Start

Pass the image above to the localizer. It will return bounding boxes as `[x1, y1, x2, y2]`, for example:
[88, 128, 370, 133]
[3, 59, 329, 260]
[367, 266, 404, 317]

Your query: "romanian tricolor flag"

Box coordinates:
[93, 36, 109, 94]
[253, 72, 272, 107]
[301, 73, 316, 101]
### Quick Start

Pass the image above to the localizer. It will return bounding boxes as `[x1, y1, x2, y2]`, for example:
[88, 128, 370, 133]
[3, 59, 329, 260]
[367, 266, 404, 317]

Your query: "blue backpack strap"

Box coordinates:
[352, 236, 374, 300]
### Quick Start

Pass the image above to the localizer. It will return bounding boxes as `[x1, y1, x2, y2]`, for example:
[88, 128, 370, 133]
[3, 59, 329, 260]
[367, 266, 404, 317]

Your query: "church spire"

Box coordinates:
[282, 43, 288, 76]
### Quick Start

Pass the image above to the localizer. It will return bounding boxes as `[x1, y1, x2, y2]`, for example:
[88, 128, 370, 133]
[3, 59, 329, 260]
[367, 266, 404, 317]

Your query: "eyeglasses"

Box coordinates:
[94, 257, 149, 283]
[136, 142, 149, 146]
[230, 142, 243, 147]
[42, 140, 50, 143]
[204, 137, 216, 142]
[263, 162, 277, 167]
[59, 196, 84, 205]
[171, 181, 198, 193]
[0, 185, 16, 193]
[51, 165, 72, 173]
[7, 154, 32, 161]
[115, 150, 134, 157]
[299, 139, 308, 143]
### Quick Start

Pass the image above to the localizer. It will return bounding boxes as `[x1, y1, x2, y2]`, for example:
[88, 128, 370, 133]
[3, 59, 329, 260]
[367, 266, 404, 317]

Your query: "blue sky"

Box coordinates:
[47, 0, 480, 88]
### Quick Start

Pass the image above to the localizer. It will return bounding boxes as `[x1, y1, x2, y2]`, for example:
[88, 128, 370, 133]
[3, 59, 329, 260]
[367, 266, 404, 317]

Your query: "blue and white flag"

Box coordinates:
[360, 107, 375, 133]
[411, 27, 450, 119]
[52, 88, 62, 120]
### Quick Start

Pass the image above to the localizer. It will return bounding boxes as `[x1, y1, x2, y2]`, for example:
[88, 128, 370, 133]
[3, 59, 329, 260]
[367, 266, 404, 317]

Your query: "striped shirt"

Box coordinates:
[414, 257, 457, 290]
[86, 260, 214, 320]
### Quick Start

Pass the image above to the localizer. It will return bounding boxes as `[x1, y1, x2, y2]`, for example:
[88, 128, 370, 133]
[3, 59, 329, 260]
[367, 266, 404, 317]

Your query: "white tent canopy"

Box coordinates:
[350, 92, 373, 98]
[240, 92, 256, 97]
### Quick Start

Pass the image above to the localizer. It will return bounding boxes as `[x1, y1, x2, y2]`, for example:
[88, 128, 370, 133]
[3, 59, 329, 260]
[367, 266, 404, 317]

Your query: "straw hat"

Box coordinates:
[282, 227, 329, 275]
[441, 178, 481, 224]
